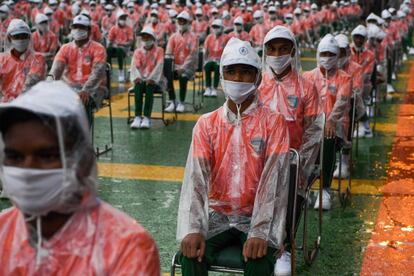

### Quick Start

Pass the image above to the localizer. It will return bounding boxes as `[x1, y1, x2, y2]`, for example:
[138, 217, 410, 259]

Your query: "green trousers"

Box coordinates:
[204, 61, 219, 88]
[322, 137, 338, 189]
[178, 228, 276, 276]
[133, 82, 155, 117]
[84, 97, 96, 127]
[106, 47, 126, 70]
[167, 74, 189, 103]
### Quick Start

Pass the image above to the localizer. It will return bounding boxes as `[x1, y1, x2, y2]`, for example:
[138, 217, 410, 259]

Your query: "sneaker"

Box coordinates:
[353, 124, 366, 138]
[314, 189, 331, 210]
[409, 47, 414, 55]
[274, 251, 291, 276]
[140, 116, 151, 129]
[333, 159, 350, 179]
[118, 70, 125, 82]
[364, 127, 373, 138]
[130, 116, 142, 129]
[392, 72, 396, 81]
[386, 84, 396, 94]
[203, 87, 212, 97]
[176, 102, 185, 113]
[403, 53, 408, 62]
[210, 88, 218, 97]
[164, 102, 176, 113]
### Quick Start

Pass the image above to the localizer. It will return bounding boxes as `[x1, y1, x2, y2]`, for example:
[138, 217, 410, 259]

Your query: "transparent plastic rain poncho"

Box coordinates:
[0, 81, 160, 275]
[335, 34, 366, 121]
[0, 19, 46, 102]
[259, 26, 323, 194]
[303, 34, 351, 141]
[49, 39, 107, 105]
[177, 39, 291, 249]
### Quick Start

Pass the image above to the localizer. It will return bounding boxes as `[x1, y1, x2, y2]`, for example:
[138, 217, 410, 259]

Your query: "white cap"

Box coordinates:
[160, 0, 166, 4]
[127, 2, 134, 7]
[150, 9, 158, 16]
[304, 7, 310, 12]
[222, 10, 230, 18]
[44, 6, 53, 15]
[195, 8, 202, 15]
[381, 9, 391, 19]
[89, 1, 96, 5]
[294, 7, 301, 14]
[234, 16, 243, 25]
[397, 10, 406, 18]
[284, 13, 293, 19]
[376, 29, 386, 40]
[318, 34, 339, 55]
[247, 6, 253, 11]
[116, 9, 127, 19]
[169, 9, 177, 17]
[264, 25, 296, 45]
[334, 33, 349, 48]
[366, 13, 379, 23]
[351, 24, 367, 37]
[220, 37, 261, 71]
[311, 3, 318, 9]
[80, 9, 90, 16]
[35, 13, 49, 24]
[367, 24, 381, 39]
[268, 6, 276, 12]
[212, 18, 223, 27]
[253, 10, 263, 19]
[104, 4, 115, 10]
[140, 25, 156, 39]
[0, 4, 10, 13]
[211, 7, 218, 13]
[7, 19, 31, 36]
[48, 0, 58, 4]
[72, 14, 91, 26]
[177, 11, 191, 21]
[388, 7, 396, 14]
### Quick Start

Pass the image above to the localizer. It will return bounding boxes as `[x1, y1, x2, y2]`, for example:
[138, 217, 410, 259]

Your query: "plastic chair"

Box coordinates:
[127, 56, 177, 126]
[92, 63, 114, 156]
[190, 48, 205, 112]
[170, 149, 301, 275]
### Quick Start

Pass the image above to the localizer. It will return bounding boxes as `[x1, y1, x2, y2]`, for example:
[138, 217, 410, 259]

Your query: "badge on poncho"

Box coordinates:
[250, 138, 264, 154]
[239, 46, 248, 55]
[328, 84, 337, 94]
[287, 95, 298, 108]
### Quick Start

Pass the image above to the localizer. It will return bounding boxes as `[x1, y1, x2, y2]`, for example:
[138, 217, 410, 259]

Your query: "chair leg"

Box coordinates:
[127, 91, 132, 124]
[109, 98, 114, 144]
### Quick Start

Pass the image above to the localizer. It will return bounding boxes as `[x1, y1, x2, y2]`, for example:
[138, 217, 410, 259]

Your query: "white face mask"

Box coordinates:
[213, 28, 222, 36]
[266, 54, 292, 74]
[235, 24, 242, 32]
[337, 56, 348, 68]
[319, 56, 338, 70]
[270, 14, 276, 20]
[151, 17, 158, 23]
[118, 19, 126, 26]
[2, 166, 68, 216]
[222, 80, 256, 104]
[71, 28, 88, 41]
[11, 39, 30, 53]
[285, 18, 293, 24]
[177, 24, 187, 33]
[255, 17, 263, 24]
[37, 23, 49, 33]
[143, 40, 154, 48]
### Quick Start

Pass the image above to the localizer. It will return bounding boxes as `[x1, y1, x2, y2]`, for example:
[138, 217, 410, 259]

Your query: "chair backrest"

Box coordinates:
[163, 55, 174, 79]
[105, 63, 112, 98]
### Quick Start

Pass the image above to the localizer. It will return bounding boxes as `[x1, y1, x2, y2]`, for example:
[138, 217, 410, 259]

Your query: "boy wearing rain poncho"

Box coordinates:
[258, 25, 324, 276]
[303, 34, 352, 211]
[176, 38, 290, 276]
[0, 81, 160, 274]
[0, 19, 45, 103]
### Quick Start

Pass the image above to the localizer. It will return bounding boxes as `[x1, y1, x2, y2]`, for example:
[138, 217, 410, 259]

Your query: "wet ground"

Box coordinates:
[0, 51, 411, 275]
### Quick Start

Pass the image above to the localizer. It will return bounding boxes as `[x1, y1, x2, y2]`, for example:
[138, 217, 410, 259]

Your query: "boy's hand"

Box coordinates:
[243, 237, 268, 262]
[181, 233, 206, 262]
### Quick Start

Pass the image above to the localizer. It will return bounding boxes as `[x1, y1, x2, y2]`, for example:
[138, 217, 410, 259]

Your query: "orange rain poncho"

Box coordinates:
[0, 81, 160, 275]
[259, 26, 323, 193]
[177, 38, 290, 248]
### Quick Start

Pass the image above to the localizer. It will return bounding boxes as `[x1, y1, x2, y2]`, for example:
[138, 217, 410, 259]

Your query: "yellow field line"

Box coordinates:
[98, 162, 184, 182]
[98, 162, 386, 195]
[374, 122, 397, 133]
